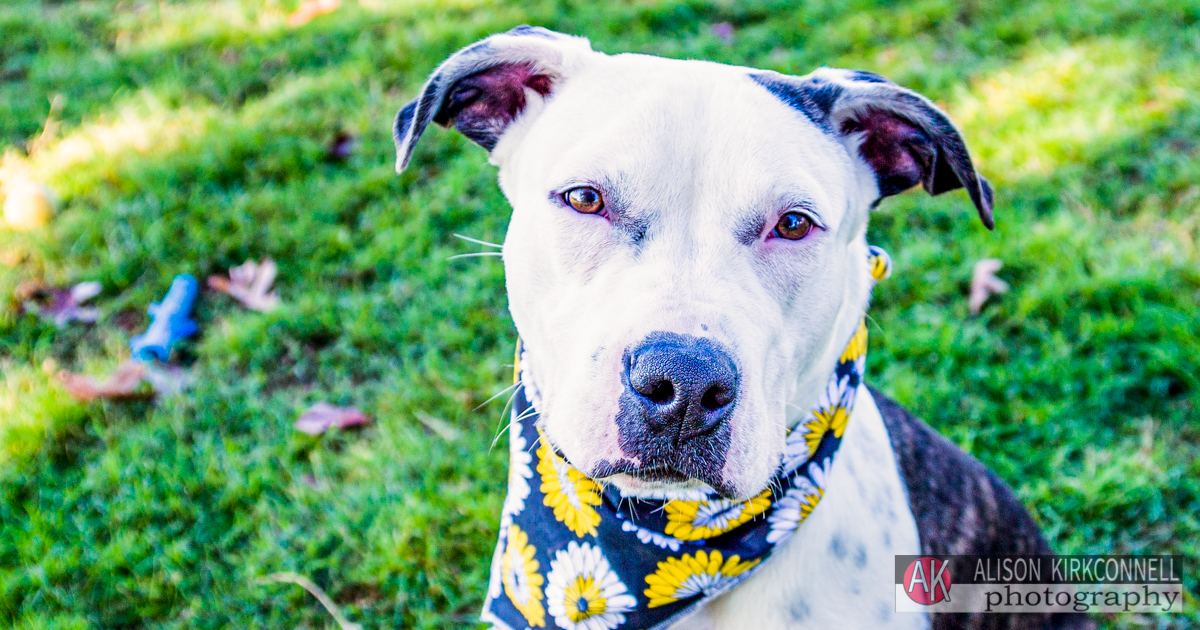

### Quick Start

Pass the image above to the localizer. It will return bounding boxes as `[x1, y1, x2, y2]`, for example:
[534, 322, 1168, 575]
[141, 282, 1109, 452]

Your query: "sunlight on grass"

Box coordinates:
[0, 362, 85, 466]
[0, 98, 214, 204]
[951, 39, 1190, 182]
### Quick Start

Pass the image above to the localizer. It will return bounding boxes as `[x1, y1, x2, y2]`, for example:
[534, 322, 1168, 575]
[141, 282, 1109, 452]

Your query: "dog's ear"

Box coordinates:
[752, 68, 994, 229]
[393, 26, 594, 173]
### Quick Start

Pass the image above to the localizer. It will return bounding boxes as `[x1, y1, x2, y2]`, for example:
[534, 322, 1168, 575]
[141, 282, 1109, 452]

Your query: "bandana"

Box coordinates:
[482, 247, 892, 630]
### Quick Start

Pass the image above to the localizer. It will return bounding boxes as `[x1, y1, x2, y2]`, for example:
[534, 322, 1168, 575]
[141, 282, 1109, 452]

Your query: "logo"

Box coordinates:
[903, 557, 953, 604]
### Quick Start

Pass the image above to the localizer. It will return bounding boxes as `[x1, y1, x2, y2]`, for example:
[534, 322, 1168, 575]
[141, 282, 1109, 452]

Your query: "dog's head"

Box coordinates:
[395, 27, 992, 500]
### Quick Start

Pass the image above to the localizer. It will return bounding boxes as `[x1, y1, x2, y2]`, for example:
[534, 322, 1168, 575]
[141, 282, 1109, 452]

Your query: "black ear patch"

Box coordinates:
[392, 26, 591, 172]
[752, 69, 995, 230]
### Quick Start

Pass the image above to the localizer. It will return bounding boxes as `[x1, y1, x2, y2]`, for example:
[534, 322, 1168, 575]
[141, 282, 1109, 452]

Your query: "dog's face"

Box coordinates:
[395, 27, 992, 500]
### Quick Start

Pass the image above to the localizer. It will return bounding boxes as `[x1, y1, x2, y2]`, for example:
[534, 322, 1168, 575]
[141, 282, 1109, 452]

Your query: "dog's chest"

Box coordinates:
[669, 386, 927, 630]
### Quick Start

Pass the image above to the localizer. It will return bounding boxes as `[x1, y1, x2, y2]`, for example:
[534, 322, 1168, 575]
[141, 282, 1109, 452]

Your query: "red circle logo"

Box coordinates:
[903, 557, 953, 605]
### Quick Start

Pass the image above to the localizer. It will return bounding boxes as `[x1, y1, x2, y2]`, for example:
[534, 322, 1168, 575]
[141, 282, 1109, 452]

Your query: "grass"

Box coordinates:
[1, 0, 1197, 628]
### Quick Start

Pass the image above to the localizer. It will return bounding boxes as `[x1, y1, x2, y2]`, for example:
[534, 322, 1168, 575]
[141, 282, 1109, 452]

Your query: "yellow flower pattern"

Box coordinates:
[663, 489, 773, 541]
[644, 550, 761, 608]
[501, 524, 546, 627]
[799, 401, 850, 459]
[840, 319, 868, 364]
[537, 431, 603, 537]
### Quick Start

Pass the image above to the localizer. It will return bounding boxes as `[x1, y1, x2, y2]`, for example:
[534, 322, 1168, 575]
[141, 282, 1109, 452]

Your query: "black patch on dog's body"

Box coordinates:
[870, 388, 1095, 630]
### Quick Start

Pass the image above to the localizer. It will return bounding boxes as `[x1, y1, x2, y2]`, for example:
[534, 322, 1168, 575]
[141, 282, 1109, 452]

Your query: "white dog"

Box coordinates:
[394, 26, 1090, 630]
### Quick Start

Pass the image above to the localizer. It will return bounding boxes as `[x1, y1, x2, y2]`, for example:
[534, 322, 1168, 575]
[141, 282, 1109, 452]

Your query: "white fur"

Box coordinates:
[496, 49, 880, 499]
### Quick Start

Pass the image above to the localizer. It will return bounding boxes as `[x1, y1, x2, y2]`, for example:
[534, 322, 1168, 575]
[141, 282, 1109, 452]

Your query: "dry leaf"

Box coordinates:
[969, 258, 1010, 315]
[327, 130, 356, 161]
[207, 259, 280, 312]
[295, 403, 370, 435]
[59, 360, 148, 401]
[286, 0, 340, 27]
[142, 362, 194, 395]
[710, 22, 735, 44]
[19, 280, 102, 327]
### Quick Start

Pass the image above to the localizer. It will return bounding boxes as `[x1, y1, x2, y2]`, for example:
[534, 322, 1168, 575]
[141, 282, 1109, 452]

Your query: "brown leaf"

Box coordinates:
[19, 280, 102, 327]
[969, 258, 1010, 315]
[295, 403, 370, 435]
[207, 259, 280, 312]
[59, 360, 148, 401]
[286, 0, 340, 27]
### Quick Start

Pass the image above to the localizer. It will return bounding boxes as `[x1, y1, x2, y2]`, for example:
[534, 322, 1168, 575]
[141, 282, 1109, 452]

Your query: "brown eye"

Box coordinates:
[774, 211, 814, 240]
[565, 187, 604, 214]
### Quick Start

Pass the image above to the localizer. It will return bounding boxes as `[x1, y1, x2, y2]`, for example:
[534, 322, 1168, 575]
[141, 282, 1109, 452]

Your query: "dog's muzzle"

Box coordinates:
[606, 332, 738, 490]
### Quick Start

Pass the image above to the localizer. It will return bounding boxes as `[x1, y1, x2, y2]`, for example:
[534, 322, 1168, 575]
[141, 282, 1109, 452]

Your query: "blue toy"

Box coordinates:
[130, 274, 199, 362]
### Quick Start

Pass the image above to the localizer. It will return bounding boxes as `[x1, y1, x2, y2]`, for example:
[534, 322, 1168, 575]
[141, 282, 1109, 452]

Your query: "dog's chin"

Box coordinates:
[604, 472, 721, 500]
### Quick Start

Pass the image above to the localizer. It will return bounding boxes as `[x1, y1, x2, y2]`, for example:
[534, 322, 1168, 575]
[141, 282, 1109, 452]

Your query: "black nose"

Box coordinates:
[623, 333, 739, 443]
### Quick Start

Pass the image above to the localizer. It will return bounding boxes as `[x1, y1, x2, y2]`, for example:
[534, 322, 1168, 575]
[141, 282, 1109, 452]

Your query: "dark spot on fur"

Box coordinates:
[506, 25, 561, 38]
[854, 543, 868, 568]
[789, 596, 811, 622]
[848, 69, 891, 84]
[829, 533, 847, 559]
[734, 213, 765, 246]
[749, 72, 842, 132]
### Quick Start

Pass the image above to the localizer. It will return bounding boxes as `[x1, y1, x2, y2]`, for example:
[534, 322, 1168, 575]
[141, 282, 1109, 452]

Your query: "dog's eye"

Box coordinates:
[564, 187, 604, 214]
[774, 211, 814, 240]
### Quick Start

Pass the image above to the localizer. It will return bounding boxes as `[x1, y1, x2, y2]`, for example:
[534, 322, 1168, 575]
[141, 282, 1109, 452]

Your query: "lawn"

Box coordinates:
[1, 0, 1198, 628]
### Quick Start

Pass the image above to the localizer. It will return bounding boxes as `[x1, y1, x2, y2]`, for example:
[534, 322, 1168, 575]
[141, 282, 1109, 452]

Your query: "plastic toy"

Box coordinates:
[130, 274, 199, 362]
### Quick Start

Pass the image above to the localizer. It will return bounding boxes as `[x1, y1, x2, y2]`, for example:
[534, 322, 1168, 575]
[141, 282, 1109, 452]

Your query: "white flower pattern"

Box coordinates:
[546, 541, 637, 630]
[502, 421, 534, 529]
[620, 519, 685, 552]
[767, 458, 834, 544]
[782, 375, 856, 474]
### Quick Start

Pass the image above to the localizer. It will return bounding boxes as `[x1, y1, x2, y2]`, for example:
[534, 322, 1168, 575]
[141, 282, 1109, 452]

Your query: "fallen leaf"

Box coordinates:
[19, 280, 102, 327]
[286, 0, 340, 27]
[295, 403, 370, 435]
[208, 259, 280, 312]
[59, 360, 148, 401]
[969, 258, 1010, 315]
[142, 362, 194, 395]
[326, 130, 356, 162]
[710, 22, 735, 44]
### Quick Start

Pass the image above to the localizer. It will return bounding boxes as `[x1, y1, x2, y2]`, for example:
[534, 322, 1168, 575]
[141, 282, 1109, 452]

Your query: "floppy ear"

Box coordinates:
[393, 26, 595, 173]
[751, 68, 995, 230]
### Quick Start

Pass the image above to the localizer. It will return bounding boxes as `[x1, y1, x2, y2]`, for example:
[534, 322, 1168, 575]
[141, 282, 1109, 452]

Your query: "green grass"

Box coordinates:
[1, 0, 1198, 628]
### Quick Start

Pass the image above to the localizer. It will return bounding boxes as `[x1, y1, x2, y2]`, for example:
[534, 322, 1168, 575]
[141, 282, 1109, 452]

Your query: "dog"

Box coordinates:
[392, 26, 1091, 630]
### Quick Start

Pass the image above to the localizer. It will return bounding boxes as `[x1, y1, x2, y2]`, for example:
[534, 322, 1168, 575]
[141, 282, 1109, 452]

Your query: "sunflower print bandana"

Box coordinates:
[482, 247, 892, 630]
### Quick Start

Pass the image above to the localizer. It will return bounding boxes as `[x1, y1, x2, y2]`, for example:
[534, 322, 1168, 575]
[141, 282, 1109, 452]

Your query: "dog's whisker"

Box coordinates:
[453, 233, 503, 249]
[447, 252, 504, 260]
[488, 423, 513, 451]
[476, 382, 519, 411]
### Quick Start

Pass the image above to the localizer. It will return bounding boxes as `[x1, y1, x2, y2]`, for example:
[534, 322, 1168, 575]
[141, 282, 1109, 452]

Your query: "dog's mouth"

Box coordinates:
[622, 464, 690, 484]
[551, 438, 735, 497]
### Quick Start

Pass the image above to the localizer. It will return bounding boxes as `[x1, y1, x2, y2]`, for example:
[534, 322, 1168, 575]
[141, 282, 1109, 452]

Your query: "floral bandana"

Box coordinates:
[482, 247, 892, 630]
